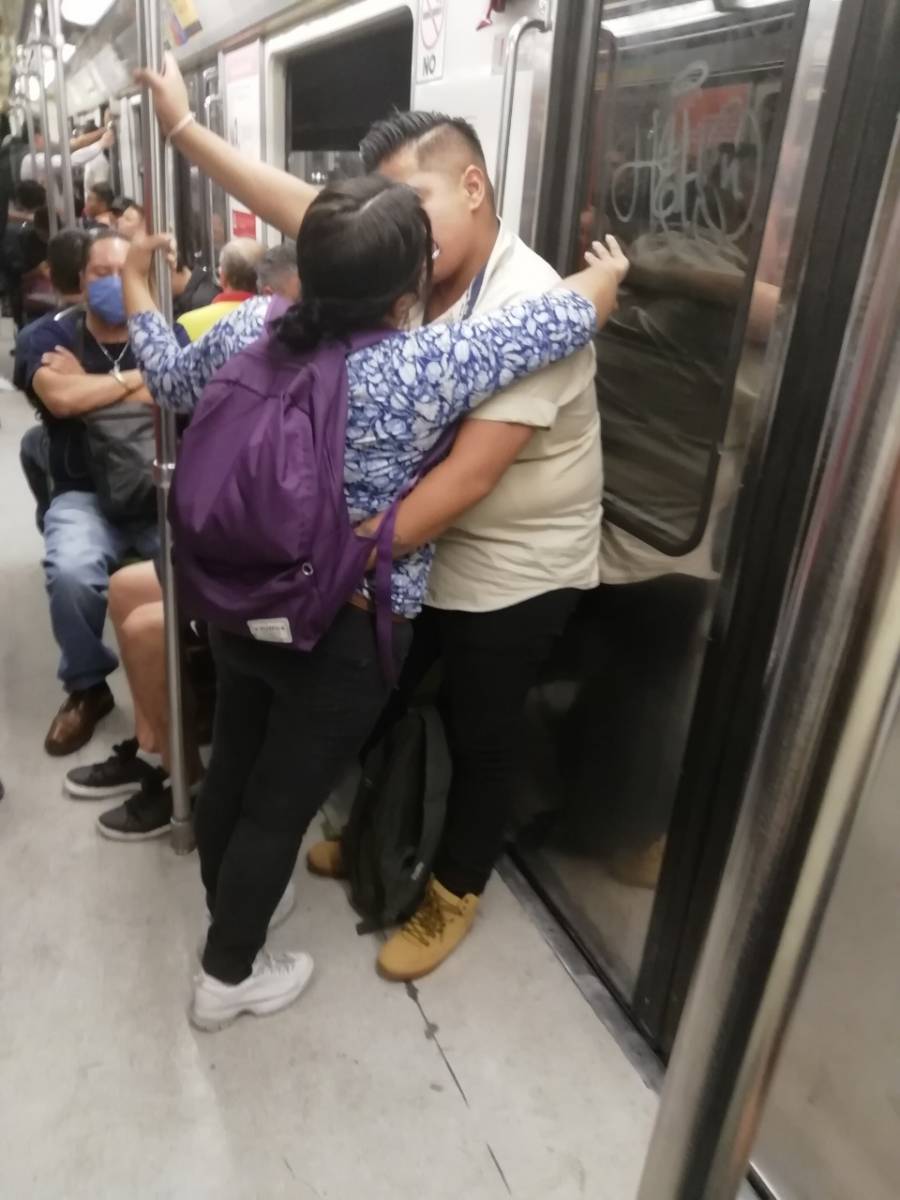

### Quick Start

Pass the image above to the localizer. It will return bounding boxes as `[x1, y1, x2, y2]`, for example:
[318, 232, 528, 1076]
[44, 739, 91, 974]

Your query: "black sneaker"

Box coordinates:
[65, 738, 157, 800]
[96, 770, 173, 842]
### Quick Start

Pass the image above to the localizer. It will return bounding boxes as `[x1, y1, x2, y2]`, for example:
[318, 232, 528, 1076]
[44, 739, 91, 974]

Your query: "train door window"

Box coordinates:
[284, 11, 413, 184]
[201, 68, 228, 273]
[515, 0, 803, 1006]
[174, 71, 207, 270]
[583, 2, 795, 554]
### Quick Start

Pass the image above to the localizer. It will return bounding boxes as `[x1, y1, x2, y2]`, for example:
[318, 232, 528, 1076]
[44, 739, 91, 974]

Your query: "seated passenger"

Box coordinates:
[17, 227, 87, 531]
[174, 236, 263, 344]
[256, 241, 300, 301]
[69, 246, 264, 833]
[83, 183, 116, 229]
[25, 229, 159, 756]
[120, 173, 625, 1030]
[71, 559, 206, 838]
[116, 200, 147, 241]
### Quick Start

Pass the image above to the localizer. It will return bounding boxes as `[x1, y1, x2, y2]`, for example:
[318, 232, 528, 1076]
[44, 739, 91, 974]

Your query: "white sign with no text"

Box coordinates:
[417, 0, 447, 84]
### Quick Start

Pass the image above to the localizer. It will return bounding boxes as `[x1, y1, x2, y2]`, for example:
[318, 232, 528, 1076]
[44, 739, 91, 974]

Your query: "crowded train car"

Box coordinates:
[0, 0, 898, 1196]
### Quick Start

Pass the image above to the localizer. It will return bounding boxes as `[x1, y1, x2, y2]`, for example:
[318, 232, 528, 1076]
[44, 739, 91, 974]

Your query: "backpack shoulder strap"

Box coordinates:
[410, 706, 452, 882]
[69, 309, 87, 361]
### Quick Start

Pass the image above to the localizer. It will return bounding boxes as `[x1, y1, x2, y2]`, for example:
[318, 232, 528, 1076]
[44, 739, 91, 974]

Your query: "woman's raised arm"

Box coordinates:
[135, 52, 318, 240]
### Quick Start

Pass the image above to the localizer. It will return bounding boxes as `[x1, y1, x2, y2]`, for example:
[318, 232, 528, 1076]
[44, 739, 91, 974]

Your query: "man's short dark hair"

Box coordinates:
[359, 111, 488, 174]
[47, 228, 87, 295]
[15, 180, 47, 212]
[89, 183, 115, 210]
[111, 194, 136, 216]
[82, 227, 129, 271]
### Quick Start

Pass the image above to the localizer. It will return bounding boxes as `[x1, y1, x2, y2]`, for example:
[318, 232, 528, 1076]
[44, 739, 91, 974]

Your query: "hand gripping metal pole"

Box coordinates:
[494, 14, 551, 217]
[47, 0, 77, 228]
[635, 125, 900, 1200]
[136, 0, 194, 854]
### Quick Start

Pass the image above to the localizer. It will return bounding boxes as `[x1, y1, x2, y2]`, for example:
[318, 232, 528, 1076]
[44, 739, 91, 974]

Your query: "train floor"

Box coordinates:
[0, 326, 657, 1200]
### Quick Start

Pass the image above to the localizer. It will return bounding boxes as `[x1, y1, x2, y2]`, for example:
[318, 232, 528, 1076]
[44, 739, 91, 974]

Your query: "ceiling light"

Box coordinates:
[605, 0, 719, 38]
[60, 0, 117, 26]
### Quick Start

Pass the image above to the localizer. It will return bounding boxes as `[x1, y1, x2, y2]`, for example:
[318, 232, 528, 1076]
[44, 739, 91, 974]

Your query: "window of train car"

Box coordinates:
[284, 11, 413, 186]
[583, 1, 796, 554]
[174, 72, 207, 270]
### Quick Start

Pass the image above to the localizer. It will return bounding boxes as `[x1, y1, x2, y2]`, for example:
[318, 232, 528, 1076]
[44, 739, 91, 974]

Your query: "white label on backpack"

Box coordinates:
[247, 618, 292, 644]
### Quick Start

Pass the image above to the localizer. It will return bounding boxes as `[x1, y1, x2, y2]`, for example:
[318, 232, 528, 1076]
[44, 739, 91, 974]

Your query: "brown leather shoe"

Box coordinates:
[44, 684, 115, 757]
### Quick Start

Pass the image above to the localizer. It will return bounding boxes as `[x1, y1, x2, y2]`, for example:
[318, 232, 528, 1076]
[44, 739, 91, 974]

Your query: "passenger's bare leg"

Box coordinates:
[119, 602, 204, 783]
[109, 564, 163, 754]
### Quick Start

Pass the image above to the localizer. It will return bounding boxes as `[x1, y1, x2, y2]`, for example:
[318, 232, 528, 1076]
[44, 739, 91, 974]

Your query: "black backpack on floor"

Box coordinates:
[343, 705, 451, 933]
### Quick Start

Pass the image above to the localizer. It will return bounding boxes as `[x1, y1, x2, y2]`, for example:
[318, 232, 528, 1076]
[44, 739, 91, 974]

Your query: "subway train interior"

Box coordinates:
[0, 0, 898, 1196]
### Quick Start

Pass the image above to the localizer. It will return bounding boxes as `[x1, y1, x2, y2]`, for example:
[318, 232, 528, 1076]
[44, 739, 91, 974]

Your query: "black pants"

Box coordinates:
[197, 607, 412, 984]
[368, 589, 580, 898]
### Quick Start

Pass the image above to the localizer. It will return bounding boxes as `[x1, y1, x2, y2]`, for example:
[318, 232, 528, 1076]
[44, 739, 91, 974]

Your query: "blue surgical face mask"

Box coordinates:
[87, 274, 126, 326]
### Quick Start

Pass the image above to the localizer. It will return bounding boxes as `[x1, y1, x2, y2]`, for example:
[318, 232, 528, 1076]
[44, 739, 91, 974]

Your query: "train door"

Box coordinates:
[510, 0, 900, 1053]
[265, 3, 414, 194]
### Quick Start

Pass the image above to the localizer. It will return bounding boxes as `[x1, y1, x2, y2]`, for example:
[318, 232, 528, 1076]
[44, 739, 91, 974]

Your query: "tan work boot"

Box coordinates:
[377, 877, 479, 982]
[306, 839, 346, 879]
[608, 835, 667, 890]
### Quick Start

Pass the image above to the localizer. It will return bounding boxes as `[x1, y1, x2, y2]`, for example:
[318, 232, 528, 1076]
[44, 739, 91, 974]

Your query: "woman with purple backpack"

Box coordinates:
[122, 174, 628, 1031]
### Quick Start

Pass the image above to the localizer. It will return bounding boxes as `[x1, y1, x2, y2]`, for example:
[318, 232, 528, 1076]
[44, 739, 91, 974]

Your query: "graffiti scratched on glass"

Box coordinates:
[611, 65, 764, 244]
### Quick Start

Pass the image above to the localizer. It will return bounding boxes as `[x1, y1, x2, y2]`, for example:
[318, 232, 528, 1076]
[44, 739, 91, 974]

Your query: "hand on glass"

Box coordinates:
[134, 51, 190, 138]
[585, 235, 630, 285]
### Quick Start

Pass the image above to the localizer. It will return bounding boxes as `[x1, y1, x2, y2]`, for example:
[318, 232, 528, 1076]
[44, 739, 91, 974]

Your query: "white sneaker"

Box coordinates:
[198, 878, 297, 960]
[190, 949, 314, 1032]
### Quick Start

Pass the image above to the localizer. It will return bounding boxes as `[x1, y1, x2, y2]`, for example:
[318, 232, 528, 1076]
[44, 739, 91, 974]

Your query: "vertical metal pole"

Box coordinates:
[136, 0, 193, 854]
[15, 77, 39, 167]
[32, 40, 60, 236]
[201, 70, 220, 277]
[47, 0, 76, 227]
[635, 126, 900, 1200]
[494, 17, 550, 216]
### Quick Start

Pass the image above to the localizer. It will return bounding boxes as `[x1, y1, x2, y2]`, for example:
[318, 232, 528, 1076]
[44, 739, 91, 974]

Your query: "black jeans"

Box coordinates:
[368, 588, 580, 898]
[197, 607, 412, 984]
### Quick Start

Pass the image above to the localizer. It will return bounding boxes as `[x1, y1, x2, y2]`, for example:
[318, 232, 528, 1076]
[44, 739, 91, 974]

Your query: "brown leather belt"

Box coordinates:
[348, 592, 409, 625]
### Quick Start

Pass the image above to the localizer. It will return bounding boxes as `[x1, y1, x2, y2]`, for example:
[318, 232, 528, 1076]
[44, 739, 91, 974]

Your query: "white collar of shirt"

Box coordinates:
[410, 220, 517, 330]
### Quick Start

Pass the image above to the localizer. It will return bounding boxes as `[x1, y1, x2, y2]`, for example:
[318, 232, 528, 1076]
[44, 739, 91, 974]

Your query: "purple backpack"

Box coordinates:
[169, 299, 442, 674]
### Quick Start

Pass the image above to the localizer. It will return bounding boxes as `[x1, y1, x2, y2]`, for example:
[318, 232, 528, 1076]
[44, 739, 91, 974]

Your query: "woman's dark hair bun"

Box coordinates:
[276, 174, 432, 354]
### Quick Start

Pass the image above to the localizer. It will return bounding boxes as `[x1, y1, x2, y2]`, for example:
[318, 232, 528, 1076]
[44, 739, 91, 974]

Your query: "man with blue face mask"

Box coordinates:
[26, 229, 159, 756]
